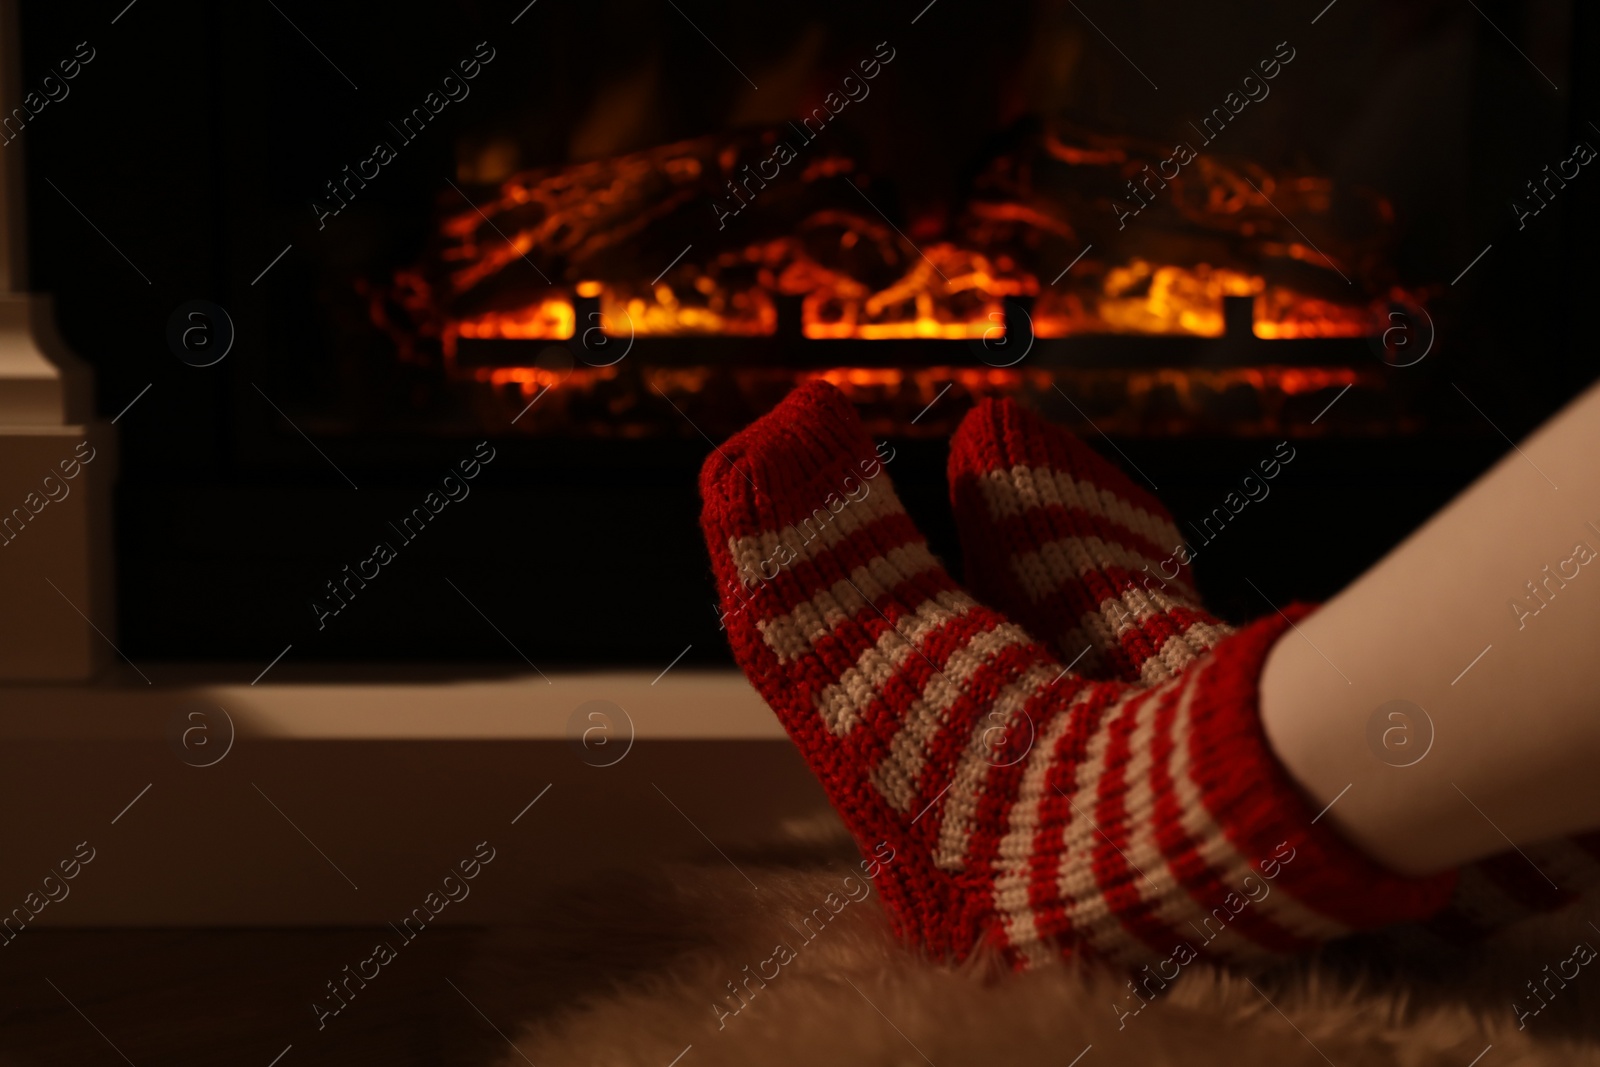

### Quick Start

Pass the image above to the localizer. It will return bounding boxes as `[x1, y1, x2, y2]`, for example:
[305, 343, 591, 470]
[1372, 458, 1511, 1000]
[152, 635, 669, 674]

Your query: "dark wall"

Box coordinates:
[16, 0, 1595, 665]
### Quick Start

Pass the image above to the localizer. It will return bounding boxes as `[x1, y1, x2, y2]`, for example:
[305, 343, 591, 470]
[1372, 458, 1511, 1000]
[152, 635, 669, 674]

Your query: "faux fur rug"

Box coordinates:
[480, 830, 1600, 1067]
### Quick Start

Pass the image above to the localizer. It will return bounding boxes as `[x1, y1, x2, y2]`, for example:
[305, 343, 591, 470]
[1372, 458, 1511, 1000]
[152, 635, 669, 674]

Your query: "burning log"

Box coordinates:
[366, 119, 1425, 368]
[960, 121, 1416, 337]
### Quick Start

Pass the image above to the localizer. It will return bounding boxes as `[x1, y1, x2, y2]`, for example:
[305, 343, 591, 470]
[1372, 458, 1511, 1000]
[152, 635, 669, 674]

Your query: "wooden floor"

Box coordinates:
[11, 879, 1599, 1067]
[0, 830, 862, 1065]
[0, 928, 563, 1066]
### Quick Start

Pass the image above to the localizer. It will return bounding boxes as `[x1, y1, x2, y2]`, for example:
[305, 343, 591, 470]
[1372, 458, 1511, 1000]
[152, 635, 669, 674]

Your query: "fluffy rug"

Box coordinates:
[478, 824, 1600, 1067]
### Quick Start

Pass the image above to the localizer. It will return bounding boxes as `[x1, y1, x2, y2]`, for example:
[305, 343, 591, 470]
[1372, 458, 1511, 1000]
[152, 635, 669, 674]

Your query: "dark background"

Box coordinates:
[17, 0, 1597, 666]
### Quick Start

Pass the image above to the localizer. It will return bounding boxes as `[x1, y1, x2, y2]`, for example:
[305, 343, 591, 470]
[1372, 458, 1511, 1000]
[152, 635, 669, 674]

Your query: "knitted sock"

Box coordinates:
[945, 396, 1600, 946]
[948, 397, 1233, 685]
[701, 381, 1453, 968]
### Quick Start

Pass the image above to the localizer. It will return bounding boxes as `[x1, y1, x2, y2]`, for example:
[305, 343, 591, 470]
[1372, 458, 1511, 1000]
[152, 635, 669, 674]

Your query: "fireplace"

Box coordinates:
[17, 0, 1597, 668]
[367, 116, 1424, 443]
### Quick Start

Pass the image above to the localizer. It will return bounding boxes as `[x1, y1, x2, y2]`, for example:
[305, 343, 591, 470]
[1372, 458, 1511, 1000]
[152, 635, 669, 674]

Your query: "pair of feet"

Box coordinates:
[702, 383, 1600, 968]
[700, 382, 1464, 970]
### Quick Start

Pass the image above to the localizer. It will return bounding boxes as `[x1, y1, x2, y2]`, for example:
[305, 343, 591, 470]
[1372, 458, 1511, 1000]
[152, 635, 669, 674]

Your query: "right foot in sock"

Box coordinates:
[700, 382, 1453, 968]
[945, 395, 1600, 946]
[948, 397, 1233, 685]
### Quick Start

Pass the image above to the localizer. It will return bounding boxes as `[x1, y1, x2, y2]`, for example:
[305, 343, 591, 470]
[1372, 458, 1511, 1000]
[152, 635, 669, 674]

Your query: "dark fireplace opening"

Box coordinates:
[21, 0, 1596, 664]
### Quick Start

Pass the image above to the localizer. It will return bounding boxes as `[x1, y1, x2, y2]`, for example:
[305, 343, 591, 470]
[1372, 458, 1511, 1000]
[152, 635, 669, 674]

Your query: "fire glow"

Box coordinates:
[361, 122, 1425, 437]
[436, 254, 1387, 349]
[374, 123, 1420, 355]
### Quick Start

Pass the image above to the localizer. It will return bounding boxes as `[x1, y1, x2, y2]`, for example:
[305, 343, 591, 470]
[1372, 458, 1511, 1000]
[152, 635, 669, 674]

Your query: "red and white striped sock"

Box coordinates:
[944, 395, 1600, 947]
[700, 382, 1453, 968]
[948, 397, 1233, 685]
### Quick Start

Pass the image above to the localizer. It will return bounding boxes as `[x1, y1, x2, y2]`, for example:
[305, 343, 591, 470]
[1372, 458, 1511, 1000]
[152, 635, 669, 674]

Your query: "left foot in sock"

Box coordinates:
[701, 382, 1453, 968]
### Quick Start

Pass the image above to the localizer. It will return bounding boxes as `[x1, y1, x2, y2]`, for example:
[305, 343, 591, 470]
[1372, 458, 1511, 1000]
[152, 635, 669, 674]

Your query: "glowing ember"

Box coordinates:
[798, 243, 1031, 340]
[360, 123, 1428, 412]
[450, 300, 575, 349]
[1031, 259, 1395, 339]
[600, 241, 787, 336]
[463, 361, 1395, 440]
